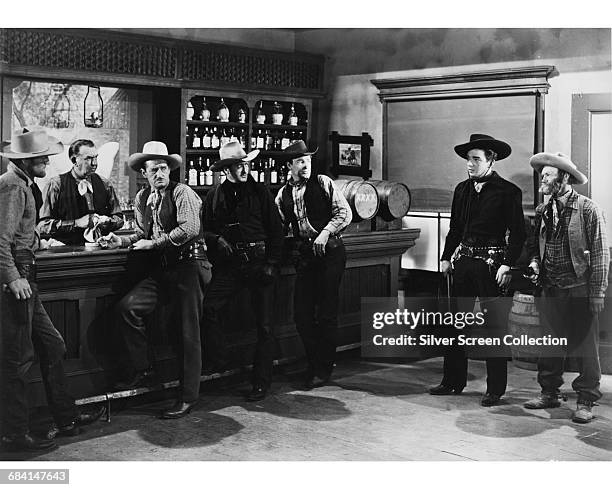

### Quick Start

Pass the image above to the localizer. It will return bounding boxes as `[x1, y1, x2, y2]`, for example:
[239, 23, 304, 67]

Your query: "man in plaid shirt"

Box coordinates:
[525, 152, 609, 423]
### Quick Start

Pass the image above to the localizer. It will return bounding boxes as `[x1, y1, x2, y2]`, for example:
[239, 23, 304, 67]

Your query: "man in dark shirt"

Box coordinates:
[429, 134, 526, 407]
[37, 139, 123, 245]
[202, 141, 283, 402]
[0, 129, 104, 453]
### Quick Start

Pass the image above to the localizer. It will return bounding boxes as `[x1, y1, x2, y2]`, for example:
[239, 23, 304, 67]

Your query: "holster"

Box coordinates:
[13, 250, 37, 281]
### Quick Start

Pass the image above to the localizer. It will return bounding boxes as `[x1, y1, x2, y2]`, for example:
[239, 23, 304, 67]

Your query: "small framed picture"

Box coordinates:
[329, 131, 373, 178]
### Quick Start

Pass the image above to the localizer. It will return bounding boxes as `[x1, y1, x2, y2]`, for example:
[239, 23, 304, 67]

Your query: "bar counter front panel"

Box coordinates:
[26, 229, 420, 406]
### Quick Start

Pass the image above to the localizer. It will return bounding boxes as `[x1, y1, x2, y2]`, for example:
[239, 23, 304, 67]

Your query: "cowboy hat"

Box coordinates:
[128, 141, 182, 171]
[529, 152, 588, 185]
[282, 140, 318, 161]
[210, 141, 260, 172]
[0, 128, 64, 159]
[454, 134, 512, 161]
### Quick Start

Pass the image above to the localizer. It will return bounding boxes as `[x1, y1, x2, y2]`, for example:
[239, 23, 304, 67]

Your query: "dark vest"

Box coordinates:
[280, 176, 332, 237]
[53, 171, 110, 245]
[140, 181, 203, 253]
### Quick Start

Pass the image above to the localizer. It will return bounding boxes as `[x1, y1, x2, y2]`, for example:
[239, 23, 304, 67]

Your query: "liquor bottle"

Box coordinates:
[250, 130, 257, 150]
[281, 129, 290, 150]
[270, 158, 278, 184]
[205, 158, 214, 186]
[265, 128, 273, 150]
[202, 126, 212, 149]
[289, 103, 298, 126]
[192, 127, 201, 149]
[250, 159, 259, 183]
[256, 129, 265, 149]
[211, 126, 220, 149]
[218, 98, 229, 122]
[188, 158, 198, 186]
[220, 127, 230, 147]
[278, 163, 286, 184]
[186, 100, 195, 120]
[202, 99, 210, 121]
[256, 101, 266, 124]
[228, 127, 237, 143]
[237, 128, 246, 148]
[237, 107, 246, 123]
[186, 126, 193, 149]
[272, 101, 283, 125]
[184, 157, 191, 184]
[198, 156, 206, 186]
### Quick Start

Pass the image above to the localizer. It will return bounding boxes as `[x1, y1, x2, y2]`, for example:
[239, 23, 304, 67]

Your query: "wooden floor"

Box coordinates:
[4, 357, 612, 461]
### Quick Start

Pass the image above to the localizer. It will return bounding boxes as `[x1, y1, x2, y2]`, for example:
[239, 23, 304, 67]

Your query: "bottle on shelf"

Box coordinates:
[278, 162, 287, 185]
[237, 107, 246, 124]
[205, 158, 214, 186]
[272, 101, 283, 125]
[250, 159, 260, 183]
[202, 99, 210, 121]
[256, 101, 266, 124]
[270, 157, 278, 185]
[289, 103, 298, 126]
[202, 126, 212, 149]
[211, 126, 220, 149]
[281, 129, 291, 150]
[220, 127, 230, 147]
[186, 126, 193, 149]
[256, 128, 265, 150]
[198, 156, 206, 186]
[218, 98, 229, 122]
[229, 127, 237, 143]
[188, 158, 198, 186]
[237, 127, 246, 148]
[184, 157, 192, 184]
[265, 128, 273, 150]
[192, 127, 201, 149]
[186, 99, 195, 121]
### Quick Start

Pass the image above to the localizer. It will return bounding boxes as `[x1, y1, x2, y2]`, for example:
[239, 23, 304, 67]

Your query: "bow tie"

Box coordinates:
[77, 179, 93, 196]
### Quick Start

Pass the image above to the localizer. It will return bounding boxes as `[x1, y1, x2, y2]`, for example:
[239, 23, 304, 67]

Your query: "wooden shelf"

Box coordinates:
[186, 121, 249, 128]
[186, 149, 220, 154]
[252, 123, 307, 131]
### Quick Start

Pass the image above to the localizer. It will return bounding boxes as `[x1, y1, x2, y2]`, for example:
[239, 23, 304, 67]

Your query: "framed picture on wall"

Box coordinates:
[329, 131, 373, 178]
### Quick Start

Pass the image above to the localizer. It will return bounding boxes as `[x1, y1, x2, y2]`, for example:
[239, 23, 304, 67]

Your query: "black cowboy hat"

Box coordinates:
[454, 134, 512, 161]
[281, 140, 318, 161]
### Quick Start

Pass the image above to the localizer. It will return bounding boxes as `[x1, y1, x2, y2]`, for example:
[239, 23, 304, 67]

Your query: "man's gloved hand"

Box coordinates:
[216, 236, 234, 257]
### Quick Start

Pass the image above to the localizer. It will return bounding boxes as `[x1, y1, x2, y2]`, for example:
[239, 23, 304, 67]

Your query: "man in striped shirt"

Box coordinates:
[276, 140, 352, 389]
[102, 141, 211, 419]
[524, 152, 609, 423]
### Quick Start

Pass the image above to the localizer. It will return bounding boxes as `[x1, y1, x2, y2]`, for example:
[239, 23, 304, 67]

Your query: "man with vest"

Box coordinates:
[101, 141, 211, 419]
[275, 140, 352, 389]
[524, 152, 609, 423]
[1, 129, 104, 453]
[430, 134, 526, 407]
[202, 141, 283, 402]
[37, 139, 123, 245]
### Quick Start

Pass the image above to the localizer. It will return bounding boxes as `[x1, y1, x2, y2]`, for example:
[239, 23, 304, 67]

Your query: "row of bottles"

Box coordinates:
[185, 156, 288, 187]
[186, 125, 248, 150]
[186, 98, 304, 126]
[251, 128, 306, 151]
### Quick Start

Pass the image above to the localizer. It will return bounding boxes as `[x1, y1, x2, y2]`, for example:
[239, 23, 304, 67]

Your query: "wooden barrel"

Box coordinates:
[507, 292, 542, 371]
[369, 180, 411, 221]
[334, 179, 379, 222]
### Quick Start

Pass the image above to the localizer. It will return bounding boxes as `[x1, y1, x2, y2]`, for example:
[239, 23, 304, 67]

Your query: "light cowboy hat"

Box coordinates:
[211, 141, 260, 172]
[282, 140, 318, 161]
[530, 152, 588, 185]
[128, 141, 182, 171]
[454, 133, 512, 161]
[0, 128, 64, 159]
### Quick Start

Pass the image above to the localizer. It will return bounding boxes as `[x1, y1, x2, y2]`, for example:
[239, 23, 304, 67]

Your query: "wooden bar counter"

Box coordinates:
[27, 229, 421, 405]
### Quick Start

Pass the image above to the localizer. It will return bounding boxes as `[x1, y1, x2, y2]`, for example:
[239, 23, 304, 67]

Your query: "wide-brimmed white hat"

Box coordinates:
[0, 128, 64, 159]
[530, 152, 588, 185]
[211, 141, 260, 172]
[128, 141, 182, 171]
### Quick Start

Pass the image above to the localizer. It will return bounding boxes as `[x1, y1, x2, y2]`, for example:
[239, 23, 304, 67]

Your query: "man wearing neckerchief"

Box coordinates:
[429, 134, 526, 407]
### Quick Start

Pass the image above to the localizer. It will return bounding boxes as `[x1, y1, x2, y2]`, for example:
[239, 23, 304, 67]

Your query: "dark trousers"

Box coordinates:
[116, 258, 211, 403]
[294, 243, 346, 378]
[536, 284, 601, 402]
[0, 284, 77, 437]
[441, 256, 510, 396]
[202, 259, 276, 388]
